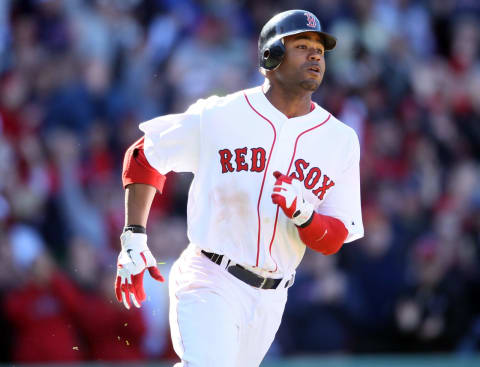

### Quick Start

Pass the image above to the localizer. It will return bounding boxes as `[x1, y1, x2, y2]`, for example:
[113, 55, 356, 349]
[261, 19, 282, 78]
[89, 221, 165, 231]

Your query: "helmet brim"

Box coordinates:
[273, 29, 337, 51]
[319, 32, 337, 51]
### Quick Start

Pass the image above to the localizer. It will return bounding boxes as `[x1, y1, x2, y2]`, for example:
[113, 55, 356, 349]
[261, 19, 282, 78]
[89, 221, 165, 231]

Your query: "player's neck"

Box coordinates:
[262, 80, 313, 118]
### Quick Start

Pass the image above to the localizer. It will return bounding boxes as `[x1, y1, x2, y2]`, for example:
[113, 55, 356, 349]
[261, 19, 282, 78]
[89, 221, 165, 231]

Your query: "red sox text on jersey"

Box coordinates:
[219, 149, 335, 200]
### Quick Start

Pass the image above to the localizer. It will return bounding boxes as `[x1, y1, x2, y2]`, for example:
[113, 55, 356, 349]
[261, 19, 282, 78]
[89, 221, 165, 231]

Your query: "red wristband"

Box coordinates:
[297, 213, 348, 255]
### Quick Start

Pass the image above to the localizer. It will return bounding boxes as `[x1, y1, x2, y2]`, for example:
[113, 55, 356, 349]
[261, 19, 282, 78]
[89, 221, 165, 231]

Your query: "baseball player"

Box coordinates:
[115, 9, 363, 367]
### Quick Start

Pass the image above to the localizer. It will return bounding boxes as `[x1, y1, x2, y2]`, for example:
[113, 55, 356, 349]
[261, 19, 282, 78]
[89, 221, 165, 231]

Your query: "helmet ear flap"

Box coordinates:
[261, 39, 286, 70]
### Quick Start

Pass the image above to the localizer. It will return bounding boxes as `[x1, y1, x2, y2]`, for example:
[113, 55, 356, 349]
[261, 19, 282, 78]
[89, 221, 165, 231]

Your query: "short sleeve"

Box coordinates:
[139, 97, 215, 174]
[316, 130, 364, 243]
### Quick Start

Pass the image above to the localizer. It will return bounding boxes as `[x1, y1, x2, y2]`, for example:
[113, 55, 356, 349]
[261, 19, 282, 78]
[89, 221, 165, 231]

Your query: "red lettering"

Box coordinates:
[290, 159, 309, 181]
[304, 167, 321, 189]
[313, 175, 335, 200]
[235, 147, 248, 172]
[219, 149, 234, 173]
[250, 147, 266, 172]
[304, 12, 317, 28]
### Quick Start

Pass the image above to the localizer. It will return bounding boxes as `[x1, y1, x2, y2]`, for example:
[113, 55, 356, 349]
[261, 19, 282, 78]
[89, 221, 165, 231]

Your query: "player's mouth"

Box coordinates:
[305, 64, 322, 76]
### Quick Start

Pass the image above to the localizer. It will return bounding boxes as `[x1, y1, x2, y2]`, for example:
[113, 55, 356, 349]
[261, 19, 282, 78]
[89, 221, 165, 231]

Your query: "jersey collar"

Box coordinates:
[244, 86, 329, 127]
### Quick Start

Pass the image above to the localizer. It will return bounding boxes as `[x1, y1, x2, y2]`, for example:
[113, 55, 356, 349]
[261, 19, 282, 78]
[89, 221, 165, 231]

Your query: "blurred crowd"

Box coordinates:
[0, 0, 479, 363]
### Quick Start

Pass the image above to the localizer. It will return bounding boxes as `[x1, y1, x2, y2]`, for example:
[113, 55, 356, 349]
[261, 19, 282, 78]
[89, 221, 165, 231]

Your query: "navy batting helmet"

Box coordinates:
[258, 10, 336, 70]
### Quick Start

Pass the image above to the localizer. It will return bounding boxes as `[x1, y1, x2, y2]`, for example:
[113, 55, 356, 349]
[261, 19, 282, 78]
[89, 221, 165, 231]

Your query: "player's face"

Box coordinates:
[275, 32, 326, 92]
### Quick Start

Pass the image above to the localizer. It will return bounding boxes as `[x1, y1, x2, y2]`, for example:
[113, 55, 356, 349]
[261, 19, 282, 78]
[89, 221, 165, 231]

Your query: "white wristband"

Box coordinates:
[291, 200, 314, 227]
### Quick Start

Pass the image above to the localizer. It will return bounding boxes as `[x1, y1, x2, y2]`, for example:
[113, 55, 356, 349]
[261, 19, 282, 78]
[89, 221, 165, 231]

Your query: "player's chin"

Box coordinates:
[300, 78, 322, 92]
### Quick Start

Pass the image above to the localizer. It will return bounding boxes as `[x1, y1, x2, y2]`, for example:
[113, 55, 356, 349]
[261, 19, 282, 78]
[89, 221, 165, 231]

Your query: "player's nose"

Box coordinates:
[308, 51, 322, 62]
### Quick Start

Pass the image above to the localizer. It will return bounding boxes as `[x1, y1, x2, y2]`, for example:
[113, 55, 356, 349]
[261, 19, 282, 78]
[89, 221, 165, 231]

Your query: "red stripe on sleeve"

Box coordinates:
[122, 137, 166, 193]
[297, 213, 348, 255]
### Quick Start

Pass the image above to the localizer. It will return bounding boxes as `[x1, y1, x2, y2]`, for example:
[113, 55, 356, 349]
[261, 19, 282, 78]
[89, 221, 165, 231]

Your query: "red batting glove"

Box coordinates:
[271, 171, 314, 227]
[115, 231, 164, 310]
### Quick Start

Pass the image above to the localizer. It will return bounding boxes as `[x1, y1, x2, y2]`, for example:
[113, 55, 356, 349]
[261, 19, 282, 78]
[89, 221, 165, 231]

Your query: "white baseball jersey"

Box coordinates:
[140, 85, 363, 278]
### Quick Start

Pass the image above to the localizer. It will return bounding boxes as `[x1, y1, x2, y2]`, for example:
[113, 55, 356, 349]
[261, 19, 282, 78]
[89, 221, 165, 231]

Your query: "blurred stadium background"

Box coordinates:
[0, 0, 479, 366]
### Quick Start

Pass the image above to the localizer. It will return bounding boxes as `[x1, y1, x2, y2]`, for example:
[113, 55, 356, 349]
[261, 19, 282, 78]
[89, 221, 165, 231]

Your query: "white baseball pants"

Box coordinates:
[169, 244, 288, 367]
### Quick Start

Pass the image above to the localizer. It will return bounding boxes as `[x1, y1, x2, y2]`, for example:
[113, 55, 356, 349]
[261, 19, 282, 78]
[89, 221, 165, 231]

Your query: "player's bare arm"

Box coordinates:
[125, 183, 156, 227]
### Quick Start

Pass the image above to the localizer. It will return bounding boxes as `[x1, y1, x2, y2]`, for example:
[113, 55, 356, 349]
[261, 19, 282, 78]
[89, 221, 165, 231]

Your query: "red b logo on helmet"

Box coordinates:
[304, 12, 316, 28]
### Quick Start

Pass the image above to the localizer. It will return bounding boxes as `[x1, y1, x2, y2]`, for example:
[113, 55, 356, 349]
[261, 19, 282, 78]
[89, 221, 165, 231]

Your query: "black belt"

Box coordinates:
[201, 250, 292, 290]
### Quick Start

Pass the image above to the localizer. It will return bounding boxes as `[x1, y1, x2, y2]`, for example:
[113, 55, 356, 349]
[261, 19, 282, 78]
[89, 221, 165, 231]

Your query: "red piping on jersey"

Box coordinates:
[286, 114, 331, 173]
[268, 113, 332, 271]
[244, 92, 277, 267]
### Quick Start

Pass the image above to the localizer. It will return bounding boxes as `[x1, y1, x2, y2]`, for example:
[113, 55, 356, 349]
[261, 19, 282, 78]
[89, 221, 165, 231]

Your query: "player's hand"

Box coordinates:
[115, 231, 164, 310]
[271, 171, 314, 227]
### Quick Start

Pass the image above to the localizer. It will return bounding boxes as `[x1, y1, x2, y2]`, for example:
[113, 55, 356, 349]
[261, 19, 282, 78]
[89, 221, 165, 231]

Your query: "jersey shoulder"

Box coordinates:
[314, 105, 361, 163]
[199, 88, 250, 111]
[316, 105, 359, 144]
